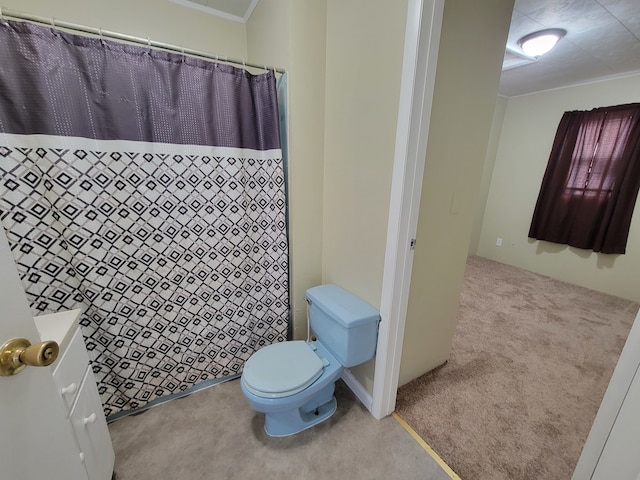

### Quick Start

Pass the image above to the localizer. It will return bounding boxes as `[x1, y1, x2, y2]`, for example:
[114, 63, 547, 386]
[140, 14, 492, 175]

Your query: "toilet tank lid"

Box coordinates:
[306, 284, 380, 328]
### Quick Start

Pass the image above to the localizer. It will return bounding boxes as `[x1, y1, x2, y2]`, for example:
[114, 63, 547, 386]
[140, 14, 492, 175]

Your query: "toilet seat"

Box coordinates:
[242, 341, 325, 399]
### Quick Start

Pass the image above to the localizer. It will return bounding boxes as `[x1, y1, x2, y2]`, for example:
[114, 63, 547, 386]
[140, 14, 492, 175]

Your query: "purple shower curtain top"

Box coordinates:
[0, 20, 280, 151]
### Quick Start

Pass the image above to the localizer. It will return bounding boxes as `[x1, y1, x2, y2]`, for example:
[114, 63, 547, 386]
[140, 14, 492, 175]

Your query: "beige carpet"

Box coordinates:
[109, 379, 451, 479]
[396, 256, 639, 480]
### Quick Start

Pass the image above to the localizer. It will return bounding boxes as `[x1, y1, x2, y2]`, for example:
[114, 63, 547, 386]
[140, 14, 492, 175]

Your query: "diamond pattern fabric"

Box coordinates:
[0, 139, 288, 415]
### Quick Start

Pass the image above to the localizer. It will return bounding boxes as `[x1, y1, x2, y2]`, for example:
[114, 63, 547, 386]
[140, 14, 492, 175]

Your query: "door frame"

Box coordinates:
[370, 0, 444, 419]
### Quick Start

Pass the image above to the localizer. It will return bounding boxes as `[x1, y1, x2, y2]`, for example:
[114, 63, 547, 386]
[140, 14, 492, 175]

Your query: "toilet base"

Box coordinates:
[263, 383, 337, 437]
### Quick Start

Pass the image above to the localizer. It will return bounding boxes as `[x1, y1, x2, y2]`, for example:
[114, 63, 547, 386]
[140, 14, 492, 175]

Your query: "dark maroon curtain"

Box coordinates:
[528, 103, 640, 254]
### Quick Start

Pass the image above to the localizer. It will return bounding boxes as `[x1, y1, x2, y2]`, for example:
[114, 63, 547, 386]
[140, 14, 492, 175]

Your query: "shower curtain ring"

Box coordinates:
[50, 17, 58, 35]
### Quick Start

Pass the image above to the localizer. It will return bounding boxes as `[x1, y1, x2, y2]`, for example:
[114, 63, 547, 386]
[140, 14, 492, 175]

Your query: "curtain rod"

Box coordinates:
[0, 7, 285, 74]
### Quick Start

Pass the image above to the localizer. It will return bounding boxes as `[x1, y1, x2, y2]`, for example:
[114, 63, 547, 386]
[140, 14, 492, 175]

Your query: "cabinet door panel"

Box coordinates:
[70, 371, 115, 480]
[53, 328, 90, 412]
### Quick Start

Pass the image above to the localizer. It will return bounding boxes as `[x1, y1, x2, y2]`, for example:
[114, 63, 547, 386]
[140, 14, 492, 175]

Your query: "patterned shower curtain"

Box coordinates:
[0, 20, 288, 416]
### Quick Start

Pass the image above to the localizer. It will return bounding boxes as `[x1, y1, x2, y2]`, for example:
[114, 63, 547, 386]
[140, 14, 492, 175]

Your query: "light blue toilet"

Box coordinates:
[240, 284, 380, 437]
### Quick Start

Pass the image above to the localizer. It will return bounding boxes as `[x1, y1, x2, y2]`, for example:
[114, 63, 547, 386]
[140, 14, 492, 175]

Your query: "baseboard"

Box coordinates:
[342, 368, 373, 412]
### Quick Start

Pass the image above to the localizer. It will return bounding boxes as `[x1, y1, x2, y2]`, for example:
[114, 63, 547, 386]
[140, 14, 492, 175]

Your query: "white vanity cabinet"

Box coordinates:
[35, 309, 115, 480]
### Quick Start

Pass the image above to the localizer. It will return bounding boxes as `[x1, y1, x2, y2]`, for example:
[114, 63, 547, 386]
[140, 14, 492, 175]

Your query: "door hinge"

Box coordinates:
[410, 238, 417, 250]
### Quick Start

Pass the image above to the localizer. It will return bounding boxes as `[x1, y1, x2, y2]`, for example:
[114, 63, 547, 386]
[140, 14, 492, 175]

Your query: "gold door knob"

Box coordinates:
[0, 338, 60, 376]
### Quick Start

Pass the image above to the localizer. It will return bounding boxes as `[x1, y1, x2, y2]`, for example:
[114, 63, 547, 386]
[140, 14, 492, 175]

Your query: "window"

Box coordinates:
[528, 103, 640, 254]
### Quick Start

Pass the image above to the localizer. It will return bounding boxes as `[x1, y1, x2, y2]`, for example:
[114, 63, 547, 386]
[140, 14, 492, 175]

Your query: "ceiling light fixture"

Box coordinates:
[518, 28, 567, 57]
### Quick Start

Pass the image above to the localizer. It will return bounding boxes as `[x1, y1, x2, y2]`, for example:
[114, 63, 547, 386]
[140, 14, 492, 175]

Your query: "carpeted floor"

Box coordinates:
[109, 379, 452, 480]
[396, 256, 639, 480]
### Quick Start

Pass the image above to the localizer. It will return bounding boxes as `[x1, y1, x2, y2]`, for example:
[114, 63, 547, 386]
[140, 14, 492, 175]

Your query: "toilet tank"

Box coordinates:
[306, 284, 380, 368]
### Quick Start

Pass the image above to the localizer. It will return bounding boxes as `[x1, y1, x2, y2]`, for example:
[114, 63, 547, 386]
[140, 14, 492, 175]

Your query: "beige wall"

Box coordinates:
[399, 0, 514, 386]
[469, 95, 508, 255]
[246, 0, 290, 70]
[247, 0, 327, 340]
[288, 2, 327, 338]
[477, 73, 640, 303]
[2, 0, 247, 57]
[322, 0, 409, 392]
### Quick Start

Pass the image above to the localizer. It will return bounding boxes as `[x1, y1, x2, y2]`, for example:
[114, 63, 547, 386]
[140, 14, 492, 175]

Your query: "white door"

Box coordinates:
[591, 364, 640, 480]
[0, 227, 87, 480]
[572, 309, 640, 480]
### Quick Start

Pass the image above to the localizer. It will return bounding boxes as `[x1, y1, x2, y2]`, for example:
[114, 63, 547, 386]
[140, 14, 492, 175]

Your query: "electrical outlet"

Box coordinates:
[496, 237, 503, 246]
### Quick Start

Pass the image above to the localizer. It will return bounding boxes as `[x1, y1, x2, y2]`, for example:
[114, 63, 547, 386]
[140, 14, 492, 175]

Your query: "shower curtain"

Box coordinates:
[0, 20, 289, 416]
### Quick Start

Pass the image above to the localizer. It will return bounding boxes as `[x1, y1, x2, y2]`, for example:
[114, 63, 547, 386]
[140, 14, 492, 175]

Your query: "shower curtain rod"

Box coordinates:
[0, 7, 286, 74]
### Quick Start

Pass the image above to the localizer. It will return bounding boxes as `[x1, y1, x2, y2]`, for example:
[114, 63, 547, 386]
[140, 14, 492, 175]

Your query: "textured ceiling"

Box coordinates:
[500, 0, 640, 97]
[171, 0, 640, 97]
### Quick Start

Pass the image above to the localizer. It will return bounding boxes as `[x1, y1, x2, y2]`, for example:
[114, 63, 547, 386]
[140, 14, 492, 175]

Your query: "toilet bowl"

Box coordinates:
[240, 284, 380, 437]
[241, 340, 342, 436]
